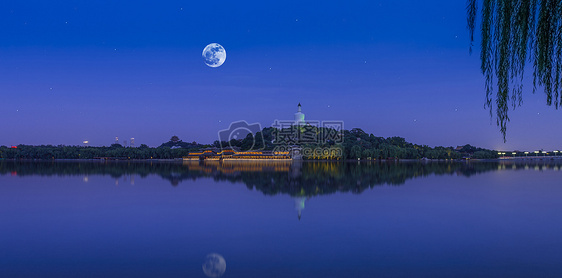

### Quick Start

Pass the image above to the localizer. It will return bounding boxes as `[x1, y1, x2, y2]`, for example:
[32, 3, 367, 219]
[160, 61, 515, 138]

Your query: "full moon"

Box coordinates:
[202, 43, 226, 68]
[202, 253, 226, 277]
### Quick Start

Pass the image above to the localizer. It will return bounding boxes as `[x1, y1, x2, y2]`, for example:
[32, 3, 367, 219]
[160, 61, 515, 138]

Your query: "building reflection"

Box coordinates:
[3, 160, 562, 221]
[183, 159, 292, 174]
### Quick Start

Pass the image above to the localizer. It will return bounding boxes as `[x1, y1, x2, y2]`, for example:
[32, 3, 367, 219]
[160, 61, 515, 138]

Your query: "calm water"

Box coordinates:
[1, 160, 562, 277]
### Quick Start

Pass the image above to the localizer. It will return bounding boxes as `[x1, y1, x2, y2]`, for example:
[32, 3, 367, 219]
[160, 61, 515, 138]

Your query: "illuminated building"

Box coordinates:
[184, 148, 291, 161]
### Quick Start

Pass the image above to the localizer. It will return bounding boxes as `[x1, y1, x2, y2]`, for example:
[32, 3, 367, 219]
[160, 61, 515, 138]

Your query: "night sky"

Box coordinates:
[1, 1, 559, 151]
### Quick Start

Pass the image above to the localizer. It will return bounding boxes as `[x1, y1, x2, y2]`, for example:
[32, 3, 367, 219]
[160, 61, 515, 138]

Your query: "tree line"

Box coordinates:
[0, 139, 201, 160]
[338, 128, 499, 160]
[0, 129, 499, 160]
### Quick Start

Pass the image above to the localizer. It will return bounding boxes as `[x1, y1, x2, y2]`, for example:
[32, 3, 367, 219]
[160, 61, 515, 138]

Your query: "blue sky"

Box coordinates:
[0, 0, 559, 150]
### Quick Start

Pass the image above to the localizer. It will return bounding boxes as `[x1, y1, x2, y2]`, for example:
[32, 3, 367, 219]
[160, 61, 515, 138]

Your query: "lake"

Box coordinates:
[1, 160, 562, 277]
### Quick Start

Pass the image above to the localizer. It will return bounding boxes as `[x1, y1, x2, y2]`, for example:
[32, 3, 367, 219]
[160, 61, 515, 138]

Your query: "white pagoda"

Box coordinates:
[294, 103, 305, 125]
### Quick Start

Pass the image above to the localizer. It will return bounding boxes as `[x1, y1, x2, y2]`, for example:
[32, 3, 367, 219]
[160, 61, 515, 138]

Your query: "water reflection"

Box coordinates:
[2, 160, 562, 277]
[294, 196, 307, 220]
[2, 160, 562, 196]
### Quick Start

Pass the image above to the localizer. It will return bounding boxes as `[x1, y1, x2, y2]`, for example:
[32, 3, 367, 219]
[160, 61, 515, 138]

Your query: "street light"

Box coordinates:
[512, 152, 516, 158]
[542, 151, 547, 157]
[524, 151, 529, 157]
[554, 150, 559, 157]
[535, 151, 539, 157]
